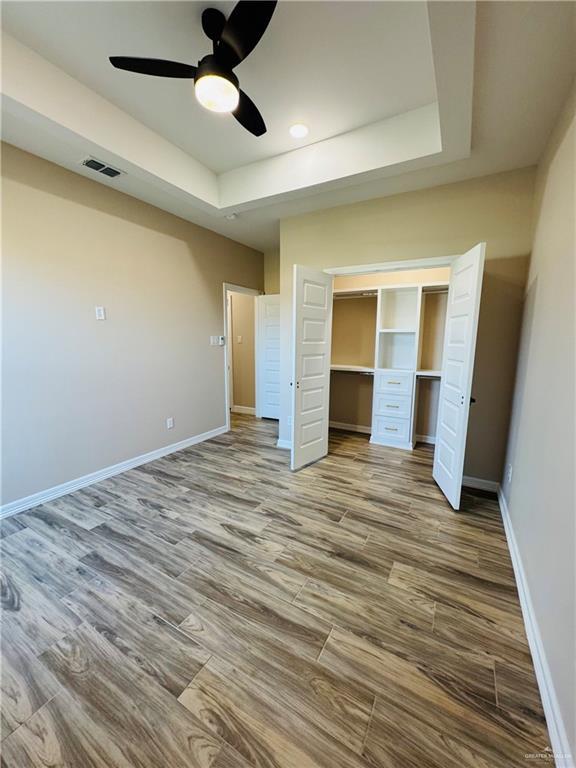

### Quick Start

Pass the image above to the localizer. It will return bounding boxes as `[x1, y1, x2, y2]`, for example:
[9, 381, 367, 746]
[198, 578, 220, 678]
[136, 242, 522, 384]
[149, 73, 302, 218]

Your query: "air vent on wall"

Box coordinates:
[81, 157, 124, 179]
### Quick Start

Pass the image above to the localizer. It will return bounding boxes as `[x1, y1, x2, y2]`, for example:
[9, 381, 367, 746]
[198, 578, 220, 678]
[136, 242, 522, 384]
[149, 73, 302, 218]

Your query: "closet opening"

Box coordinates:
[328, 269, 450, 451]
[290, 242, 485, 508]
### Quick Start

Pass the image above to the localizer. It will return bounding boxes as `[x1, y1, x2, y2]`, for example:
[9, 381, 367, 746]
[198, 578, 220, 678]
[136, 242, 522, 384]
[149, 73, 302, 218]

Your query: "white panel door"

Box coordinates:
[255, 294, 280, 420]
[290, 266, 333, 471]
[433, 243, 486, 509]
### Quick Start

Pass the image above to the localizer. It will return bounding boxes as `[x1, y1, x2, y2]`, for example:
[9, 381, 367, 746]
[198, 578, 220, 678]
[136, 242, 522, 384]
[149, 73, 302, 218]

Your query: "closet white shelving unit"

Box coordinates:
[329, 280, 449, 449]
[371, 283, 448, 449]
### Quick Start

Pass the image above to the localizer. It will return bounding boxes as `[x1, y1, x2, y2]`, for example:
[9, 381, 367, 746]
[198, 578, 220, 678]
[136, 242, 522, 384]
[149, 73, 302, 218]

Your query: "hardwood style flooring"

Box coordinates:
[1, 415, 549, 767]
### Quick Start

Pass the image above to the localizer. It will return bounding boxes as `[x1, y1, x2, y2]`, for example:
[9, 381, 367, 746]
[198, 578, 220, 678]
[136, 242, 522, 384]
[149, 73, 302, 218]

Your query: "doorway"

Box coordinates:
[223, 284, 260, 431]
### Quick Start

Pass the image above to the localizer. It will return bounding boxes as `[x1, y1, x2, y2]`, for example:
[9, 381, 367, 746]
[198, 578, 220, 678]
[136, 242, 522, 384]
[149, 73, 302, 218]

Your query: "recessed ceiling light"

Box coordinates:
[289, 123, 309, 139]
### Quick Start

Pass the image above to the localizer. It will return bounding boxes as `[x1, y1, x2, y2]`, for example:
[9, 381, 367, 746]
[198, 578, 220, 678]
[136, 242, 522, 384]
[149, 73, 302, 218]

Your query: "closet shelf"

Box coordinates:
[416, 369, 442, 378]
[378, 328, 416, 334]
[330, 364, 375, 374]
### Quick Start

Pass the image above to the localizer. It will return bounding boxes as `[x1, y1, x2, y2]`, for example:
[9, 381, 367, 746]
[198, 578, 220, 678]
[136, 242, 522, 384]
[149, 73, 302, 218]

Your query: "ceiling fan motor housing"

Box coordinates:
[195, 54, 238, 89]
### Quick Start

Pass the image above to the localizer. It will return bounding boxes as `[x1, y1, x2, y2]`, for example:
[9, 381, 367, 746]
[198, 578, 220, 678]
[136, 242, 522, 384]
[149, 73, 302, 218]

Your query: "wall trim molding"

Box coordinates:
[329, 421, 371, 434]
[0, 425, 228, 519]
[415, 433, 436, 445]
[497, 487, 574, 768]
[276, 438, 291, 450]
[231, 405, 256, 415]
[462, 474, 499, 493]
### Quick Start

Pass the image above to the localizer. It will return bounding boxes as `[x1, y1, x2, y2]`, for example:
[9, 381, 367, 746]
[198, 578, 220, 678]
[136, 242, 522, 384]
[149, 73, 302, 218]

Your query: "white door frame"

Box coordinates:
[223, 283, 261, 431]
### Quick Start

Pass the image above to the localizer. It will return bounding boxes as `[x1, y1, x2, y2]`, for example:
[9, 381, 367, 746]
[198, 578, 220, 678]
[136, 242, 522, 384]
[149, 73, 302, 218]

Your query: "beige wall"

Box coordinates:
[279, 167, 535, 482]
[502, 83, 575, 756]
[331, 296, 377, 369]
[330, 372, 373, 429]
[415, 378, 441, 440]
[264, 249, 280, 294]
[230, 292, 255, 409]
[419, 291, 448, 372]
[1, 144, 263, 504]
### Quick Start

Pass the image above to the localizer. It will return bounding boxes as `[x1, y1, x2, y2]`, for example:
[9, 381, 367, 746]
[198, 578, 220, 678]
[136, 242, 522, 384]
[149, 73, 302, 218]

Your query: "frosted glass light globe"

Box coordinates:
[195, 75, 239, 113]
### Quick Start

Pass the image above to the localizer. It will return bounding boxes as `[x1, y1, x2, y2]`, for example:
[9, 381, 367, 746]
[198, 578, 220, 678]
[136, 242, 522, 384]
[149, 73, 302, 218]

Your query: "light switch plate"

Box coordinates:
[95, 306, 106, 320]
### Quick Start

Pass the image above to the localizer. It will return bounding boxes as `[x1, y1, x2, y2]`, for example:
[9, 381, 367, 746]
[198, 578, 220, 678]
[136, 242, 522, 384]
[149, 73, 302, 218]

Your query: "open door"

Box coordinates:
[255, 295, 280, 420]
[290, 266, 334, 471]
[433, 243, 486, 509]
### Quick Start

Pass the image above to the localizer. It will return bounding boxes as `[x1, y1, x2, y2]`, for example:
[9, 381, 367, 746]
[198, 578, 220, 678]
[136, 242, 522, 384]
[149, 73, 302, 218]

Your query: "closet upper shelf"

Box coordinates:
[379, 328, 416, 334]
[331, 364, 375, 374]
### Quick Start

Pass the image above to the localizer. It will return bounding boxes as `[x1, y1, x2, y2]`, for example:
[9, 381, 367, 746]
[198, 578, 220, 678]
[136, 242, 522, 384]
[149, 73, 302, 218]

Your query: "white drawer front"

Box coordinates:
[375, 370, 414, 395]
[372, 415, 411, 443]
[373, 393, 412, 419]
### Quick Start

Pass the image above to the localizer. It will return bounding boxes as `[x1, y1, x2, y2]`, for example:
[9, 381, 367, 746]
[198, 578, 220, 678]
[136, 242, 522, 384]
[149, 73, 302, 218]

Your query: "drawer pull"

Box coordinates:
[387, 380, 401, 385]
[386, 405, 399, 409]
[385, 427, 398, 432]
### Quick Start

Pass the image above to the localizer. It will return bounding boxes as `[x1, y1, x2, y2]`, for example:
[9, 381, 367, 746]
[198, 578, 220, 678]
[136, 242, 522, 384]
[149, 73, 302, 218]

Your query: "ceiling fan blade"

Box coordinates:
[218, 1, 277, 68]
[109, 57, 197, 78]
[202, 8, 226, 42]
[233, 90, 266, 136]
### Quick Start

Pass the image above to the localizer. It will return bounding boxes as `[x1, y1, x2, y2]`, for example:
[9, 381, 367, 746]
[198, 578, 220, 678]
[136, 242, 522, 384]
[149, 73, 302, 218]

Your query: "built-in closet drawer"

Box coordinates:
[373, 393, 412, 419]
[372, 415, 411, 443]
[374, 370, 414, 395]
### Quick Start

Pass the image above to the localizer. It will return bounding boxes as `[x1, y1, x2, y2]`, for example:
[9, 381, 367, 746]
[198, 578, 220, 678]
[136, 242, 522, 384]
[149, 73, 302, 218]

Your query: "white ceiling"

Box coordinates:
[1, 1, 575, 251]
[1, 1, 437, 173]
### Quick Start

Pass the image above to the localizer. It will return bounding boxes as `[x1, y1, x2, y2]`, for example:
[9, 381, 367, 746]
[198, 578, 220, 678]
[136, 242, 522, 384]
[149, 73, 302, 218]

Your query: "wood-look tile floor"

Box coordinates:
[1, 415, 549, 767]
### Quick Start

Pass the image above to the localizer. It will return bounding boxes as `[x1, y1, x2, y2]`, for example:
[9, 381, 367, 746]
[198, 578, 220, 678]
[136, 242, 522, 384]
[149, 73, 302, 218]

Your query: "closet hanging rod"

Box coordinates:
[330, 368, 374, 376]
[333, 292, 377, 300]
[422, 287, 449, 295]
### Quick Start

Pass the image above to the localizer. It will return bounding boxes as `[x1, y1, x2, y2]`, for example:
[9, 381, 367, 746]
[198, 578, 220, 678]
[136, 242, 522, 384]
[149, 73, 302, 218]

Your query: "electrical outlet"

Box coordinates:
[237, 335, 243, 344]
[166, 417, 174, 430]
[507, 464, 513, 483]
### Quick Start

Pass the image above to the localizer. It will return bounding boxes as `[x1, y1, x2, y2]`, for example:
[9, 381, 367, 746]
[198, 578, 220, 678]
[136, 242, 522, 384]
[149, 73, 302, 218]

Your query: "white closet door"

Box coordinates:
[290, 266, 334, 471]
[433, 243, 485, 509]
[255, 295, 280, 420]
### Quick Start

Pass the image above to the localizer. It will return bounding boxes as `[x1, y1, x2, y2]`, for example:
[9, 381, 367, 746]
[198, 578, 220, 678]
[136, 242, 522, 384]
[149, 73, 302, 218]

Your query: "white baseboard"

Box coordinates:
[497, 487, 574, 768]
[0, 425, 228, 519]
[276, 438, 291, 450]
[231, 405, 256, 415]
[415, 433, 436, 445]
[329, 421, 371, 434]
[462, 475, 499, 493]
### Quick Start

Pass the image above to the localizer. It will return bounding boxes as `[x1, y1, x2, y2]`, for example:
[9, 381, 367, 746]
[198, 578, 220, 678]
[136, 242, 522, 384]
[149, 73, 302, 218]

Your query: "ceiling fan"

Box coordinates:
[109, 1, 277, 137]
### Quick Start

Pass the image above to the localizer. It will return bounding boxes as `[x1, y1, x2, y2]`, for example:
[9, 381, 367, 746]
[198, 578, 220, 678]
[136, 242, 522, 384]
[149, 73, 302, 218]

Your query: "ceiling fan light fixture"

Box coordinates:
[110, 1, 278, 135]
[195, 74, 239, 113]
[289, 123, 309, 139]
